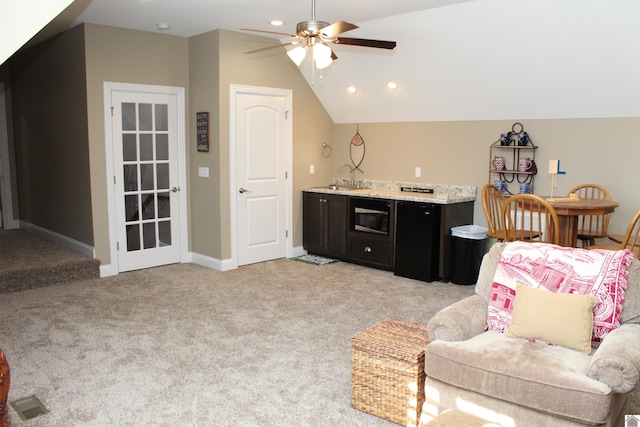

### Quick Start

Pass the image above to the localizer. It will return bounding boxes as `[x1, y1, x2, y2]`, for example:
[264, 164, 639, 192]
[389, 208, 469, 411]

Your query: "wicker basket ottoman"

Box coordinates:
[351, 318, 430, 427]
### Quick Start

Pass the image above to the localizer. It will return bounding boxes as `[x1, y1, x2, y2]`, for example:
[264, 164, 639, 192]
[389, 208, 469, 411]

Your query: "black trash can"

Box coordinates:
[450, 225, 488, 285]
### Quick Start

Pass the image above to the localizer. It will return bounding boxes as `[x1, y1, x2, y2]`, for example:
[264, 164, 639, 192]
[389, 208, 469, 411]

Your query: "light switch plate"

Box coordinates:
[415, 166, 421, 178]
[198, 167, 209, 178]
[309, 164, 315, 174]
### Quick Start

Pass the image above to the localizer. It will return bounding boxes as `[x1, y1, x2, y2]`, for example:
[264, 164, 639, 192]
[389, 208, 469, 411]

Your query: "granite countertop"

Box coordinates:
[302, 179, 476, 205]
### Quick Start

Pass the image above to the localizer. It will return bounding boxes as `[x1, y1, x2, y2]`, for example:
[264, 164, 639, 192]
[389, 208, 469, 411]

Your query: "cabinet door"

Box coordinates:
[303, 192, 325, 253]
[324, 194, 347, 256]
[302, 192, 347, 257]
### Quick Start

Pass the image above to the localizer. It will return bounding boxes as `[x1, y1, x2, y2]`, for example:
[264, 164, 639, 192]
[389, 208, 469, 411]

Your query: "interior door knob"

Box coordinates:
[239, 187, 250, 193]
[171, 186, 180, 193]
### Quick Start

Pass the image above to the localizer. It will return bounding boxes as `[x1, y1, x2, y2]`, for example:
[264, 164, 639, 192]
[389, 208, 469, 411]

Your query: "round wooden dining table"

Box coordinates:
[547, 198, 619, 247]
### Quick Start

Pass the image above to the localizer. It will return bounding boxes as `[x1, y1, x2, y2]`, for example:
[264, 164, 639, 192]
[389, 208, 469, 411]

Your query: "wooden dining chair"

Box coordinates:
[501, 194, 560, 245]
[483, 184, 542, 242]
[568, 184, 612, 247]
[481, 183, 507, 241]
[590, 208, 640, 257]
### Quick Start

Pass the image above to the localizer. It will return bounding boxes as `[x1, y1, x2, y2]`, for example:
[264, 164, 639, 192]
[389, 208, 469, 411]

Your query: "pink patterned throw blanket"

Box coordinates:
[487, 242, 634, 348]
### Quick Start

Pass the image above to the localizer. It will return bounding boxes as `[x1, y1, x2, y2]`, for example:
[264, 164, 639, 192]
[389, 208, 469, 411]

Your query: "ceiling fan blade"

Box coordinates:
[245, 41, 301, 54]
[240, 28, 298, 38]
[320, 21, 358, 38]
[334, 37, 396, 50]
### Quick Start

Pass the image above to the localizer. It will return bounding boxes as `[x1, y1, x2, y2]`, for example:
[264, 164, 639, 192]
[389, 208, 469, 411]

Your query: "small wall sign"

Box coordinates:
[196, 112, 209, 152]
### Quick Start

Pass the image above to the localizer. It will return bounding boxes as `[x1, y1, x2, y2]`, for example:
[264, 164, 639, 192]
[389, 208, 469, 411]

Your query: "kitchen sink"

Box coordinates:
[320, 184, 363, 191]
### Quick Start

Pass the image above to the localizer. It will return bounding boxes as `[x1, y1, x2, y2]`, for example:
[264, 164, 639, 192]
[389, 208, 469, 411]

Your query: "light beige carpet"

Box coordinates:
[0, 258, 638, 426]
[0, 258, 476, 426]
[0, 230, 100, 293]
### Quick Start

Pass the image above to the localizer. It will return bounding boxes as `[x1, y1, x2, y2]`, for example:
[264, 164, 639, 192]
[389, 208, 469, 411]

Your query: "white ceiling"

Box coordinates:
[61, 0, 470, 39]
[29, 0, 640, 124]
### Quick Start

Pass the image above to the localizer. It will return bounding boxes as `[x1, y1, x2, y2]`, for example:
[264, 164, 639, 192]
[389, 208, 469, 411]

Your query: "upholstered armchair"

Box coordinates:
[420, 242, 640, 427]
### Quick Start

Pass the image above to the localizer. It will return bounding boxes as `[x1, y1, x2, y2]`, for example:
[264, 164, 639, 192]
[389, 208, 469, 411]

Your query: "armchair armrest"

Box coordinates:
[588, 323, 640, 394]
[427, 295, 488, 342]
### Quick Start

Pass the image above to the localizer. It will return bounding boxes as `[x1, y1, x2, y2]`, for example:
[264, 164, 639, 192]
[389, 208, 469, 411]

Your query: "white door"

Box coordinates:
[233, 87, 291, 266]
[111, 90, 184, 272]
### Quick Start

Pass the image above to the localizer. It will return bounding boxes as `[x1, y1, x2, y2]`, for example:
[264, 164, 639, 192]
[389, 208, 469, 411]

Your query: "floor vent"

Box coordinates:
[10, 395, 49, 421]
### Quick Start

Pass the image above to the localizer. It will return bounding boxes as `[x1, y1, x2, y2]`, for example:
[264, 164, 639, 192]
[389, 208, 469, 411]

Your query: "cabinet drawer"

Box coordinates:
[348, 236, 393, 267]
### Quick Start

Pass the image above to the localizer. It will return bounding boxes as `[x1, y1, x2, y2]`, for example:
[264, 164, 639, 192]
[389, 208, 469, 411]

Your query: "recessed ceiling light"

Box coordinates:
[270, 20, 284, 26]
[156, 23, 171, 31]
[387, 81, 398, 90]
[347, 86, 357, 94]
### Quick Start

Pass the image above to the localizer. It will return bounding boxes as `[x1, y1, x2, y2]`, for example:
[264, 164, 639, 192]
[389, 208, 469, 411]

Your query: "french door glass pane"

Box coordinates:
[156, 164, 169, 189]
[155, 104, 168, 131]
[143, 222, 156, 249]
[122, 103, 136, 131]
[139, 103, 153, 131]
[122, 101, 171, 252]
[158, 193, 170, 218]
[127, 224, 140, 251]
[140, 164, 154, 191]
[140, 134, 153, 161]
[156, 134, 169, 160]
[141, 194, 155, 220]
[125, 195, 139, 222]
[123, 134, 137, 161]
[159, 221, 171, 246]
[124, 165, 138, 191]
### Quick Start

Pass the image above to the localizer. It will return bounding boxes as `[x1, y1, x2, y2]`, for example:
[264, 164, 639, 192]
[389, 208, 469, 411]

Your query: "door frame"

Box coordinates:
[229, 84, 293, 268]
[0, 82, 18, 229]
[103, 82, 188, 275]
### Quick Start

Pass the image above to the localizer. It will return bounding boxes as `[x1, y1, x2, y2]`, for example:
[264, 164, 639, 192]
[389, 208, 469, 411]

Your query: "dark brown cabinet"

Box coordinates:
[302, 190, 474, 282]
[346, 197, 395, 270]
[303, 192, 347, 257]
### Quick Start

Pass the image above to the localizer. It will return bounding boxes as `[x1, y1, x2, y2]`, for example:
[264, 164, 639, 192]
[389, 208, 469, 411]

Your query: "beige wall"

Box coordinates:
[9, 25, 94, 243]
[188, 31, 222, 259]
[84, 24, 190, 264]
[7, 23, 637, 268]
[334, 118, 640, 237]
[189, 30, 334, 259]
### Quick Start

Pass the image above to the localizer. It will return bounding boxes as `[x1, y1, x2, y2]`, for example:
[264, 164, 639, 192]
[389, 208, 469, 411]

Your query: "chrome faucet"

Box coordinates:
[338, 163, 356, 186]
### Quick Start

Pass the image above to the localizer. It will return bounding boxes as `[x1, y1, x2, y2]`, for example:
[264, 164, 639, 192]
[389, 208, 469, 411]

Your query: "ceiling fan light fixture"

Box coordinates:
[313, 43, 333, 69]
[287, 46, 308, 66]
[387, 81, 398, 90]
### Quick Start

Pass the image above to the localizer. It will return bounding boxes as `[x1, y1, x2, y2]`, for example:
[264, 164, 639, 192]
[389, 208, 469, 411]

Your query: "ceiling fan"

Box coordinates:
[241, 0, 396, 70]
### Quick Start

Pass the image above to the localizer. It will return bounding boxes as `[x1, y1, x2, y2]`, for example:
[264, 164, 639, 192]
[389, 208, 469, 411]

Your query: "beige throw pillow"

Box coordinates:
[506, 283, 597, 354]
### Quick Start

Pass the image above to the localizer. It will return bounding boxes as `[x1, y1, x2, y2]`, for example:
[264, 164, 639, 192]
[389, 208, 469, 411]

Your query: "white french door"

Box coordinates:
[107, 85, 186, 272]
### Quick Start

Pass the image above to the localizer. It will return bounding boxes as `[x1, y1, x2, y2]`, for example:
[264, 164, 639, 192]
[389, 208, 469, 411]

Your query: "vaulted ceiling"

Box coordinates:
[8, 0, 640, 124]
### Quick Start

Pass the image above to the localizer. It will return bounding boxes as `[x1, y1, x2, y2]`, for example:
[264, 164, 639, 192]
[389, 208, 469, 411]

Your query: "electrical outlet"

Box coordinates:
[309, 164, 315, 174]
[415, 166, 421, 178]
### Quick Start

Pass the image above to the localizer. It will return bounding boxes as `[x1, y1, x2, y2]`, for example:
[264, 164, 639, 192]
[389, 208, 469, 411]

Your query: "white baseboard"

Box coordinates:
[99, 264, 118, 277]
[291, 245, 307, 258]
[190, 252, 235, 271]
[19, 221, 95, 258]
[191, 247, 307, 271]
[3, 218, 20, 230]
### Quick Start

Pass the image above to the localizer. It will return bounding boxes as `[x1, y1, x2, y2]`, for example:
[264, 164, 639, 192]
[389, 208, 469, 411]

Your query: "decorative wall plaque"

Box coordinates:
[196, 112, 209, 152]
